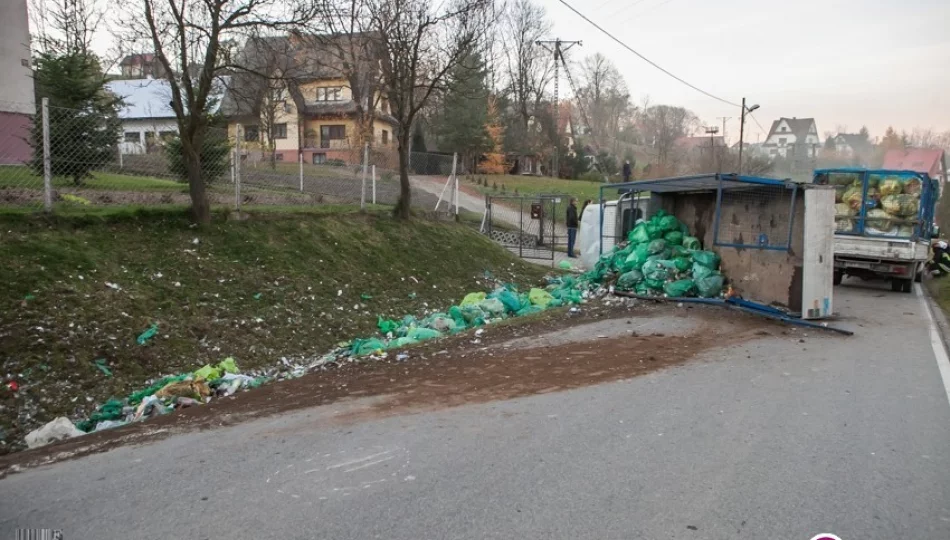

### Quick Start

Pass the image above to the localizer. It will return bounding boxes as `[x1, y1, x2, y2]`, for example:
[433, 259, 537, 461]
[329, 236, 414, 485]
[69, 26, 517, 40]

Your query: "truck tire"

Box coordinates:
[898, 279, 913, 293]
[915, 264, 923, 283]
[892, 279, 903, 292]
[833, 271, 843, 286]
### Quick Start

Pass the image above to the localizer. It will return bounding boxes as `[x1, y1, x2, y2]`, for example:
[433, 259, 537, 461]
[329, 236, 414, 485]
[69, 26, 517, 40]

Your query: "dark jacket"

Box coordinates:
[622, 162, 632, 179]
[566, 203, 579, 228]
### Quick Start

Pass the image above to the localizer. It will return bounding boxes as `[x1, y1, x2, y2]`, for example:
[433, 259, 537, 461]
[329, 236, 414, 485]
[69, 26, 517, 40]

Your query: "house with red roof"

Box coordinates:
[882, 148, 947, 183]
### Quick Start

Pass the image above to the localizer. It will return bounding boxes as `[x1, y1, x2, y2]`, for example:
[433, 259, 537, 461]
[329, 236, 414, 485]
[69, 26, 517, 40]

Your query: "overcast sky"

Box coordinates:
[546, 0, 950, 142]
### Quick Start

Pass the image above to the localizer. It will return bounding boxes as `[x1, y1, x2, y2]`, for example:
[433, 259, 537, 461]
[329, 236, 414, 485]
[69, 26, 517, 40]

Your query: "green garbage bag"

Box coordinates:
[407, 327, 442, 341]
[489, 288, 522, 313]
[218, 357, 239, 374]
[645, 221, 663, 240]
[692, 250, 721, 270]
[558, 260, 573, 270]
[194, 364, 223, 381]
[517, 305, 544, 316]
[647, 239, 667, 255]
[647, 249, 672, 262]
[673, 256, 691, 272]
[696, 274, 725, 298]
[448, 305, 467, 327]
[617, 270, 644, 290]
[642, 260, 670, 282]
[377, 316, 399, 335]
[479, 298, 506, 316]
[461, 305, 486, 324]
[387, 336, 419, 349]
[548, 298, 563, 308]
[352, 338, 387, 356]
[659, 214, 680, 233]
[644, 278, 665, 290]
[634, 281, 651, 295]
[77, 398, 126, 432]
[691, 262, 715, 280]
[671, 245, 690, 258]
[664, 279, 695, 298]
[628, 223, 651, 244]
[664, 230, 684, 246]
[624, 246, 650, 271]
[460, 292, 486, 307]
[554, 288, 583, 304]
[528, 288, 555, 308]
[128, 375, 188, 405]
[682, 236, 701, 250]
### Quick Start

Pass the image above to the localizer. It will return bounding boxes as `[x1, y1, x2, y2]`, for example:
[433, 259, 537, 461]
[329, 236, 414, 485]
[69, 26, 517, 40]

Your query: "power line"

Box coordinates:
[555, 0, 740, 108]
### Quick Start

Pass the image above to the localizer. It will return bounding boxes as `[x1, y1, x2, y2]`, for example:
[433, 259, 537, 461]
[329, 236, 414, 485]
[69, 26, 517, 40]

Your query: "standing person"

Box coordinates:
[566, 198, 579, 258]
[622, 160, 632, 182]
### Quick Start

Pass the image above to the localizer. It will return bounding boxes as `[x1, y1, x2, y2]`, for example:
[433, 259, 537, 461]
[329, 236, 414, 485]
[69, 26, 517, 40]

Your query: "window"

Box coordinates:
[124, 132, 141, 143]
[780, 126, 787, 132]
[275, 153, 284, 161]
[273, 123, 287, 139]
[316, 87, 343, 101]
[313, 153, 326, 164]
[159, 130, 176, 142]
[320, 125, 346, 148]
[778, 137, 787, 146]
[244, 125, 259, 141]
[382, 130, 389, 145]
[770, 149, 778, 156]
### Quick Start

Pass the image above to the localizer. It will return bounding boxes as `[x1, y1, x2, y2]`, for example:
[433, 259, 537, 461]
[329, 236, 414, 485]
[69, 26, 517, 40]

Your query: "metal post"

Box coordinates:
[372, 165, 376, 205]
[41, 97, 52, 212]
[234, 124, 242, 212]
[738, 97, 746, 175]
[451, 152, 458, 217]
[519, 198, 524, 258]
[298, 152, 303, 192]
[360, 143, 368, 210]
[118, 144, 123, 169]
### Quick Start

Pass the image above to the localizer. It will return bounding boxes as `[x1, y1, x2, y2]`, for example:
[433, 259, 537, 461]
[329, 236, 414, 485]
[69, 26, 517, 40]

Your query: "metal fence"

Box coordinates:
[0, 99, 457, 213]
[486, 195, 563, 260]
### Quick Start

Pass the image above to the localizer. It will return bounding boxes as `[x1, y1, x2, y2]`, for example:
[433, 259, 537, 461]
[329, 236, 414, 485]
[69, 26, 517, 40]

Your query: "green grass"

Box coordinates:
[0, 165, 183, 192]
[0, 208, 549, 452]
[466, 174, 605, 202]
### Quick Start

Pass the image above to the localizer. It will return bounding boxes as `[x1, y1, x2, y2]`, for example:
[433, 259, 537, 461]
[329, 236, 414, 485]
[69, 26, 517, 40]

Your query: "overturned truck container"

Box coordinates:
[581, 174, 836, 319]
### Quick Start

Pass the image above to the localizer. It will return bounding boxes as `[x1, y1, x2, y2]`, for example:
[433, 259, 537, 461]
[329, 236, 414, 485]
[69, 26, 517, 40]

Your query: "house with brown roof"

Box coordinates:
[220, 33, 398, 165]
[762, 117, 820, 160]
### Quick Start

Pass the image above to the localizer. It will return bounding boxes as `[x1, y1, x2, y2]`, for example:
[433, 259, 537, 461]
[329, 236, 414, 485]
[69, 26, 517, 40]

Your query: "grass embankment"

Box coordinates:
[0, 207, 549, 452]
[0, 165, 185, 192]
[466, 174, 605, 202]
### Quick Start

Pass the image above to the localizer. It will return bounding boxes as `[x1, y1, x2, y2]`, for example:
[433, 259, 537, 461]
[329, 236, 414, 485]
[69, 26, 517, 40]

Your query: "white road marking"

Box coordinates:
[916, 284, 950, 408]
[326, 449, 396, 471]
[344, 455, 396, 473]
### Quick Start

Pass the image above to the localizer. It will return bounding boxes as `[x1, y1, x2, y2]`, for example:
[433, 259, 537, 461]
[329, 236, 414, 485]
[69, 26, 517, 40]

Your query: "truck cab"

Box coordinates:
[813, 168, 939, 292]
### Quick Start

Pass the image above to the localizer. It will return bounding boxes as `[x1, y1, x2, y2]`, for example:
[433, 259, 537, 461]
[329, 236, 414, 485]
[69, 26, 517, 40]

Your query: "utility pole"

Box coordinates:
[738, 97, 760, 175]
[537, 38, 581, 178]
[705, 126, 720, 172]
[716, 116, 731, 142]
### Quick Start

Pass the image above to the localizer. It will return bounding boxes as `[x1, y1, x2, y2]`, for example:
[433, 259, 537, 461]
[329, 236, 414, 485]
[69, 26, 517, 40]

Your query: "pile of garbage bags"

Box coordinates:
[586, 210, 726, 299]
[834, 174, 922, 236]
[69, 357, 267, 436]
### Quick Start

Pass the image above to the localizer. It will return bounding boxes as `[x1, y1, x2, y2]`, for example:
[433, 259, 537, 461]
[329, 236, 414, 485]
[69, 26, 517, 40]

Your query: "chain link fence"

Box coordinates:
[0, 100, 459, 214]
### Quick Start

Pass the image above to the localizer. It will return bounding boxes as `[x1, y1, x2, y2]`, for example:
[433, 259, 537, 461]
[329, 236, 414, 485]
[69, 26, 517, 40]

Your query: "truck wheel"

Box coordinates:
[901, 279, 913, 293]
[891, 279, 903, 292]
[833, 271, 843, 286]
[915, 265, 923, 283]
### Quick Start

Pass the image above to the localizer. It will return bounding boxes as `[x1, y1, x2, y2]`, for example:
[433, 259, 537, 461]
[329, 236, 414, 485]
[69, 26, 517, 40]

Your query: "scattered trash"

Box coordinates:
[408, 292, 417, 299]
[93, 420, 127, 432]
[361, 293, 373, 300]
[253, 293, 262, 300]
[136, 324, 159, 345]
[25, 417, 84, 449]
[105, 282, 122, 291]
[396, 353, 409, 361]
[93, 358, 113, 377]
[155, 380, 211, 400]
[558, 260, 573, 270]
[7, 381, 19, 392]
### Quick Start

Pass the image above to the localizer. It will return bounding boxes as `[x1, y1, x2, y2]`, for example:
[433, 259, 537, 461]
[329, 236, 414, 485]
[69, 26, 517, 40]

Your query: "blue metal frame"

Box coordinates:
[814, 168, 935, 241]
[597, 173, 797, 255]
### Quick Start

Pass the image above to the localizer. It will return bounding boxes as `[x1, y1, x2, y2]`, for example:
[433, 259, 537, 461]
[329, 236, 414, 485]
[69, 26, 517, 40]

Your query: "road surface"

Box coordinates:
[3, 283, 950, 539]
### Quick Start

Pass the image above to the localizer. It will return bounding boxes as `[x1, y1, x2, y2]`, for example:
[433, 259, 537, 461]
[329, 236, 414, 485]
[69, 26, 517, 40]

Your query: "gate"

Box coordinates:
[485, 195, 562, 260]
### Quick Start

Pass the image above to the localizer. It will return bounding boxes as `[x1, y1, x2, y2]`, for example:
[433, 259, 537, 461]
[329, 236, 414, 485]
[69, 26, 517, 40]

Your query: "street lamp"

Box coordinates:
[738, 98, 760, 174]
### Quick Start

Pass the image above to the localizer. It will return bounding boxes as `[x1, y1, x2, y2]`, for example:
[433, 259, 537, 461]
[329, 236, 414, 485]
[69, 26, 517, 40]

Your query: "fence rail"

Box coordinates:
[0, 100, 459, 214]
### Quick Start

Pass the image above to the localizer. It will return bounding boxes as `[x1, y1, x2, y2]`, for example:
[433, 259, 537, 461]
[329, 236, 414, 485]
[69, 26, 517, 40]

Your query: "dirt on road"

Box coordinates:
[0, 300, 791, 476]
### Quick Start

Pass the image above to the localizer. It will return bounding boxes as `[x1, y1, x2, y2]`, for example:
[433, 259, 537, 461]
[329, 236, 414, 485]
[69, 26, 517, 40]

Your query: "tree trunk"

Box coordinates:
[393, 133, 412, 220]
[183, 141, 211, 224]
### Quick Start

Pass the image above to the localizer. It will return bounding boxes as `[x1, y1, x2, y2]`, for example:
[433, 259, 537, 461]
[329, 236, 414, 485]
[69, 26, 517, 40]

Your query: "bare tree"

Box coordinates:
[364, 0, 495, 219]
[122, 0, 320, 223]
[30, 0, 106, 55]
[637, 104, 699, 171]
[577, 53, 631, 152]
[500, 0, 552, 154]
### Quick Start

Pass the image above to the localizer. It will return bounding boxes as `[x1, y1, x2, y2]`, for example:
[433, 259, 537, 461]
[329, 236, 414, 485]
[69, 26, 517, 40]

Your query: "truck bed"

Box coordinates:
[833, 235, 929, 262]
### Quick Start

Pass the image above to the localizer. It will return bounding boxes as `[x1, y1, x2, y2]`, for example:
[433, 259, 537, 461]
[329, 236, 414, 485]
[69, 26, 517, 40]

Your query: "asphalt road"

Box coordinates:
[3, 283, 950, 540]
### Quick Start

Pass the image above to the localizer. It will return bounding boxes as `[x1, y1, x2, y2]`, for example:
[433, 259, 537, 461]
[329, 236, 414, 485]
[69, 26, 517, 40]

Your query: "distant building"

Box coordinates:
[762, 117, 820, 159]
[676, 135, 726, 155]
[118, 54, 167, 79]
[0, 0, 34, 164]
[833, 133, 873, 162]
[882, 148, 947, 184]
[106, 78, 227, 154]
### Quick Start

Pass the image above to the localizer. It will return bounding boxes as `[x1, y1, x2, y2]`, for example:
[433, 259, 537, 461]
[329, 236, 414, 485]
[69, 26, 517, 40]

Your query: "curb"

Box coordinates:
[920, 281, 950, 355]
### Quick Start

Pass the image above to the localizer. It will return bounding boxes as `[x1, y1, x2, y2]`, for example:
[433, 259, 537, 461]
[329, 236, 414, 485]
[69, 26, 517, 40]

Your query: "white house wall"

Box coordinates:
[119, 118, 179, 154]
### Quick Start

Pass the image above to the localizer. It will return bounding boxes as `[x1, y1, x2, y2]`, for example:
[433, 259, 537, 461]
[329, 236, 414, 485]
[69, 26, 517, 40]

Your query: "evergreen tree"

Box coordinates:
[437, 51, 490, 168]
[29, 51, 121, 185]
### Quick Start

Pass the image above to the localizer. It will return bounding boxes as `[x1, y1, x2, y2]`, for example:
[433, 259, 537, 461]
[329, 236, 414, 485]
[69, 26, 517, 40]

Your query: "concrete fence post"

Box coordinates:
[372, 165, 376, 205]
[451, 152, 459, 217]
[234, 124, 242, 212]
[360, 143, 368, 210]
[298, 152, 303, 192]
[41, 97, 52, 212]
